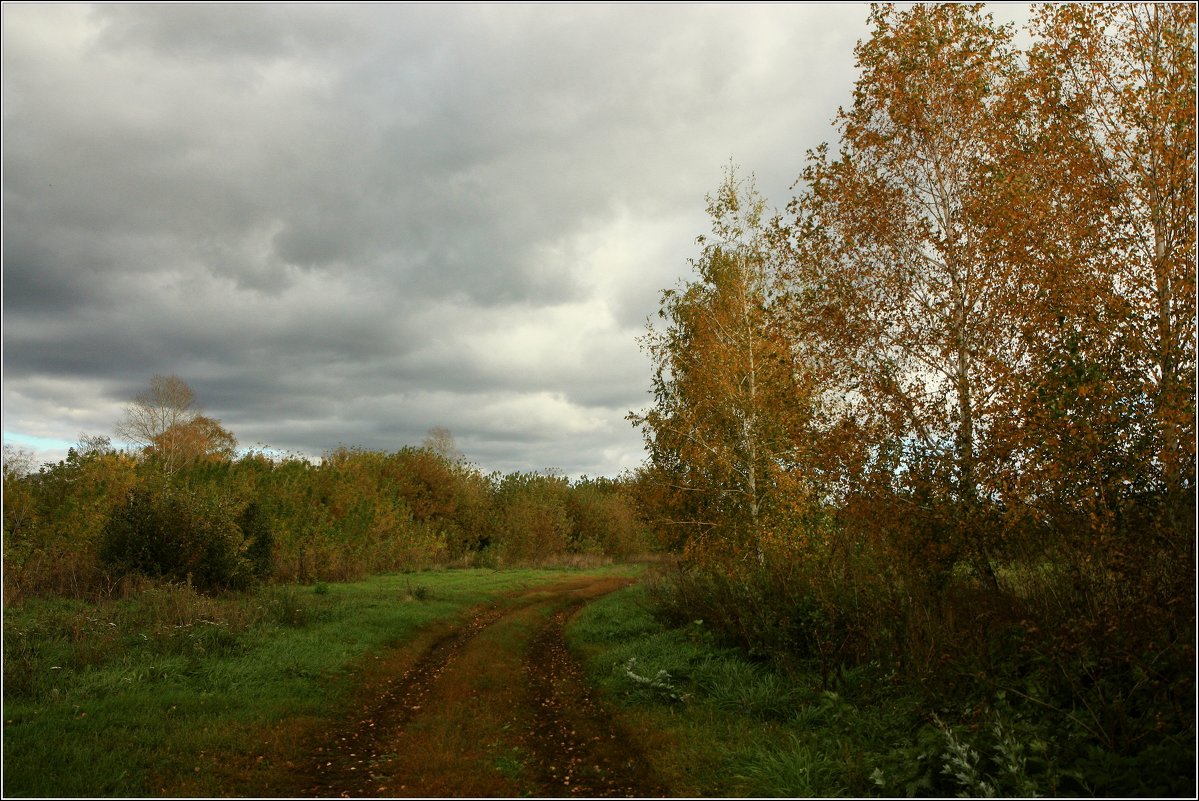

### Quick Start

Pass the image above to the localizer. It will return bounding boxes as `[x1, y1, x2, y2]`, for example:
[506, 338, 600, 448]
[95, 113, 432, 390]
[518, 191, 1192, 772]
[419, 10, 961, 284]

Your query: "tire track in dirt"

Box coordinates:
[295, 603, 510, 797]
[283, 574, 666, 798]
[523, 597, 669, 797]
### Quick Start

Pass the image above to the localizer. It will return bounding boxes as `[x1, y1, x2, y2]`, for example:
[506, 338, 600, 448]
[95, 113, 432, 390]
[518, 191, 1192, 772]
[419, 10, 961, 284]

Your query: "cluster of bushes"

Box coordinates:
[2, 442, 652, 602]
[99, 485, 273, 592]
[645, 529, 1194, 795]
[641, 467, 1194, 792]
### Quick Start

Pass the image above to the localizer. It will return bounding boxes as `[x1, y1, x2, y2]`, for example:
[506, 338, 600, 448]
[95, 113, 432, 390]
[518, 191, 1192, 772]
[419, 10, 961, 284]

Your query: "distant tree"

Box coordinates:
[2, 445, 38, 543]
[422, 426, 465, 464]
[148, 415, 238, 466]
[115, 374, 199, 471]
[115, 375, 237, 475]
[76, 433, 115, 456]
[2, 444, 37, 479]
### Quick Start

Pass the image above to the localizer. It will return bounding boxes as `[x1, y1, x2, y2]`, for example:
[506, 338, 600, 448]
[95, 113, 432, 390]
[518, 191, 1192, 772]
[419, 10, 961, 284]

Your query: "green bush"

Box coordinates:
[238, 501, 274, 580]
[100, 485, 256, 592]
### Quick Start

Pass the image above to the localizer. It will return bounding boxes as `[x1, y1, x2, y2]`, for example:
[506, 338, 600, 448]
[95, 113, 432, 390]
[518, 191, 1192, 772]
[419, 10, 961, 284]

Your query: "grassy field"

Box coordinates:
[2, 566, 638, 797]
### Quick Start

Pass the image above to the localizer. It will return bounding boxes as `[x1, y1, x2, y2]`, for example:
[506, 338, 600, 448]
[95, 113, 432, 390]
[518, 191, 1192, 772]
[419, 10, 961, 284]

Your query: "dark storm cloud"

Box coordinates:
[2, 3, 870, 475]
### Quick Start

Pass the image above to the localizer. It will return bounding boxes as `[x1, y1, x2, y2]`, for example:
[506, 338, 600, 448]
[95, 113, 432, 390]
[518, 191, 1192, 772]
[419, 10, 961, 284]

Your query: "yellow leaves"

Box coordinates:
[635, 170, 814, 545]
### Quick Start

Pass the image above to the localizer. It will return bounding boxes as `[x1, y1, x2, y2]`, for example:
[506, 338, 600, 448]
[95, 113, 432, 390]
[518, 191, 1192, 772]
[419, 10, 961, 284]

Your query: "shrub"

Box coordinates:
[100, 485, 255, 592]
[492, 472, 572, 561]
[238, 501, 275, 580]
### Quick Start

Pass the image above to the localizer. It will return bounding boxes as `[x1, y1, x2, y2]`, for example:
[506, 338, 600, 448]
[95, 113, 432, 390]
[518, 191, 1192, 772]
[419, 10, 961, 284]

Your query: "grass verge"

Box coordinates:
[566, 581, 900, 796]
[2, 565, 637, 797]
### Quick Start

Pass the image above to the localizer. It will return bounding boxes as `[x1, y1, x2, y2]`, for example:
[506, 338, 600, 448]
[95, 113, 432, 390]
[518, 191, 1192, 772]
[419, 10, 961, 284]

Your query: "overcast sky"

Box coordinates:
[1, 3, 1028, 478]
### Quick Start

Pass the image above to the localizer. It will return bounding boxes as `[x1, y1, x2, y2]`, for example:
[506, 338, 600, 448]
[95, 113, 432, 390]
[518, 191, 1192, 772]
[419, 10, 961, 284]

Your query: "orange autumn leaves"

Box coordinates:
[635, 3, 1195, 577]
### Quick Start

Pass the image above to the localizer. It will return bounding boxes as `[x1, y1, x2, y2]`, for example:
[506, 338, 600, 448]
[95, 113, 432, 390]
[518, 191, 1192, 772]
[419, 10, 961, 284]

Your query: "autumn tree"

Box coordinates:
[115, 374, 197, 474]
[383, 447, 459, 524]
[633, 5, 1195, 775]
[1027, 3, 1196, 524]
[147, 415, 238, 467]
[788, 3, 1022, 587]
[633, 168, 809, 556]
[422, 426, 465, 465]
[116, 375, 237, 475]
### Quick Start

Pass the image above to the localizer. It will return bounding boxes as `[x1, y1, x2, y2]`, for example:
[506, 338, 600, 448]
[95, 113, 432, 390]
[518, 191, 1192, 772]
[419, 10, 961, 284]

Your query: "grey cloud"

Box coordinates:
[3, 2, 871, 476]
[88, 3, 370, 64]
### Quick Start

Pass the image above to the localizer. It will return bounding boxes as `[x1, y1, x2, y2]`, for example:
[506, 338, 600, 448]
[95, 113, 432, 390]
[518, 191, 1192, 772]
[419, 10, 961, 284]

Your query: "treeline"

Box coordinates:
[634, 4, 1194, 792]
[3, 434, 650, 603]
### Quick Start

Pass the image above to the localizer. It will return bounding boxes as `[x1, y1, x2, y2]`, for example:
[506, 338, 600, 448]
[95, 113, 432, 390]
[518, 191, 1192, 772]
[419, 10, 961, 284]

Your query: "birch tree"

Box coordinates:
[1029, 3, 1196, 516]
[789, 4, 1020, 587]
[116, 374, 236, 475]
[632, 169, 808, 555]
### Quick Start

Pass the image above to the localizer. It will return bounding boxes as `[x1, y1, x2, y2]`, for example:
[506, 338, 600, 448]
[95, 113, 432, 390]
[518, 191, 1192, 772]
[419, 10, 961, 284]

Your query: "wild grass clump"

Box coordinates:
[692, 657, 805, 721]
[729, 734, 847, 797]
[403, 579, 433, 602]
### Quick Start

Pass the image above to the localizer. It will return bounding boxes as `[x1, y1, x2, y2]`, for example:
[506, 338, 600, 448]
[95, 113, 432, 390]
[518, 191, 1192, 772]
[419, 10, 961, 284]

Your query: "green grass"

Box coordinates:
[2, 565, 637, 797]
[566, 581, 936, 797]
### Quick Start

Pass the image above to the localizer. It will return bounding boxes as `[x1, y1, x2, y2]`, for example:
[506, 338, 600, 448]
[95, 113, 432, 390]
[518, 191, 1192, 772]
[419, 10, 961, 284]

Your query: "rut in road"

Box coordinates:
[523, 598, 666, 796]
[286, 575, 667, 798]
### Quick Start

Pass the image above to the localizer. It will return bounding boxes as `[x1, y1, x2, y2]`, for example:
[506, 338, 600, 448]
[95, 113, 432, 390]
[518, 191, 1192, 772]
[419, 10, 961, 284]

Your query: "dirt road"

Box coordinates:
[273, 574, 667, 798]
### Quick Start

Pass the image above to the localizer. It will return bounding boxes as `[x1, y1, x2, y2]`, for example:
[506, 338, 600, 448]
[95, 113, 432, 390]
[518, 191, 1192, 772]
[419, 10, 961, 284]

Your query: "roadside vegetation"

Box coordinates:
[624, 4, 1194, 797]
[570, 579, 1192, 797]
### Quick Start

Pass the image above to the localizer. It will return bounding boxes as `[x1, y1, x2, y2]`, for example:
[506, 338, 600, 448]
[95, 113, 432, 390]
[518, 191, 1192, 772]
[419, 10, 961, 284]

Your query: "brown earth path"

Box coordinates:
[266, 574, 668, 798]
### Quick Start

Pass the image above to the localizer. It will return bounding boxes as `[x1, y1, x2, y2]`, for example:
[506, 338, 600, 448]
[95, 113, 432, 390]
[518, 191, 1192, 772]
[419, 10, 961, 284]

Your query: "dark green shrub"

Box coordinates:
[100, 485, 254, 592]
[238, 500, 274, 580]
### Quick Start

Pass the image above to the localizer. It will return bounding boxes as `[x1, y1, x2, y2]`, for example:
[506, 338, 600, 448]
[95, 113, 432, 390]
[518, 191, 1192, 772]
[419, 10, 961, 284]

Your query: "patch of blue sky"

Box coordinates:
[2, 431, 75, 452]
